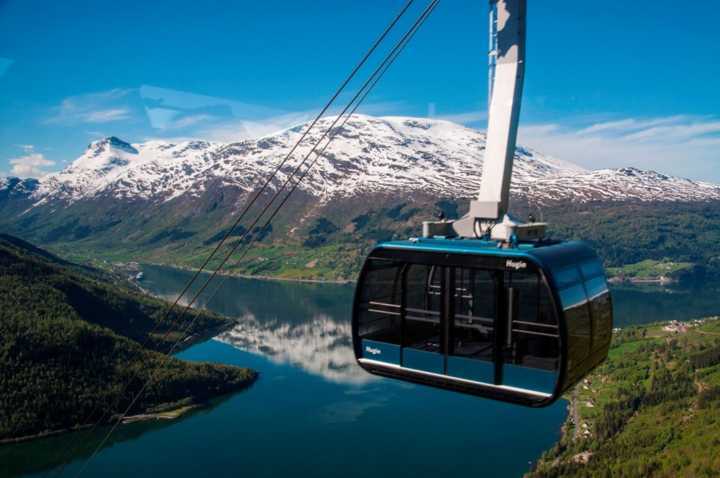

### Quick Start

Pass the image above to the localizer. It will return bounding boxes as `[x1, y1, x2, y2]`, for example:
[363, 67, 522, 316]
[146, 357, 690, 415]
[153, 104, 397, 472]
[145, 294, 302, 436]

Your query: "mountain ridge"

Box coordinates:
[4, 114, 719, 206]
[1, 114, 719, 280]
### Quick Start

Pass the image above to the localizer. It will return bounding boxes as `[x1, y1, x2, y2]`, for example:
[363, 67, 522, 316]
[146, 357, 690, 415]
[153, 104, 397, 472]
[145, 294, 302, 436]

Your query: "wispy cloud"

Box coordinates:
[45, 88, 136, 125]
[518, 115, 720, 181]
[82, 108, 131, 123]
[437, 109, 487, 125]
[198, 112, 314, 142]
[574, 116, 688, 136]
[139, 85, 407, 141]
[9, 146, 56, 178]
[140, 84, 283, 135]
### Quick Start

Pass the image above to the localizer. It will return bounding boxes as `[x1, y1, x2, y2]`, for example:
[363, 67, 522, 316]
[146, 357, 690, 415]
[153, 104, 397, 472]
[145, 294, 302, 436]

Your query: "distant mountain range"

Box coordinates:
[1, 114, 719, 279]
[4, 115, 720, 205]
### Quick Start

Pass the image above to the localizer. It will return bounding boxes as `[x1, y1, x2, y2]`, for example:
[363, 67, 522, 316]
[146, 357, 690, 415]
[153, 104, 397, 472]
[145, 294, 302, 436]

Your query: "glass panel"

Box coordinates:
[563, 293, 592, 373]
[503, 270, 560, 393]
[503, 366, 557, 393]
[590, 291, 613, 351]
[558, 283, 586, 309]
[448, 268, 496, 383]
[582, 261, 611, 353]
[357, 258, 403, 364]
[557, 265, 594, 386]
[403, 264, 443, 373]
[503, 271, 560, 374]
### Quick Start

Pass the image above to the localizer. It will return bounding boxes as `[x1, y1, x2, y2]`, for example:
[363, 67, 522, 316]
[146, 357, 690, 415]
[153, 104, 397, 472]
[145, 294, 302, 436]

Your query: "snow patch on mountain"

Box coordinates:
[4, 114, 720, 205]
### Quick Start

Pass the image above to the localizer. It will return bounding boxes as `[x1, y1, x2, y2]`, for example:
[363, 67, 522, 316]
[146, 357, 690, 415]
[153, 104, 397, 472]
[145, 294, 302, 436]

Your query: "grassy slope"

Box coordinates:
[606, 259, 695, 280]
[528, 318, 720, 478]
[0, 234, 256, 442]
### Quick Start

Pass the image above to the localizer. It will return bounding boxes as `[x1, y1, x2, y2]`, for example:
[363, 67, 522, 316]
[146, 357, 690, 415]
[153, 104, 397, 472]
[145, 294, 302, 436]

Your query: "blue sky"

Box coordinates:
[1, 0, 718, 180]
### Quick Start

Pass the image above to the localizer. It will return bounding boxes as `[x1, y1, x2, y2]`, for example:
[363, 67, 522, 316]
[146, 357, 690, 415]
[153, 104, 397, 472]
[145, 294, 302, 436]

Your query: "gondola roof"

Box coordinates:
[372, 238, 600, 269]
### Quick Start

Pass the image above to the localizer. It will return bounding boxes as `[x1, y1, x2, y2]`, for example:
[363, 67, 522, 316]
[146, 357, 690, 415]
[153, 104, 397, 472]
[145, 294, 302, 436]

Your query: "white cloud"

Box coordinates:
[138, 84, 407, 141]
[171, 114, 214, 129]
[437, 109, 487, 124]
[46, 88, 136, 125]
[518, 115, 720, 182]
[574, 116, 688, 136]
[622, 121, 720, 142]
[9, 151, 56, 178]
[200, 112, 314, 142]
[82, 108, 131, 123]
[138, 84, 307, 139]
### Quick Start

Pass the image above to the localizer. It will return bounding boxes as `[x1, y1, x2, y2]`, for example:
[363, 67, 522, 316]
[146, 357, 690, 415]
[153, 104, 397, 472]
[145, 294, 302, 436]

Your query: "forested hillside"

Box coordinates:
[17, 199, 717, 283]
[528, 319, 720, 477]
[0, 234, 256, 442]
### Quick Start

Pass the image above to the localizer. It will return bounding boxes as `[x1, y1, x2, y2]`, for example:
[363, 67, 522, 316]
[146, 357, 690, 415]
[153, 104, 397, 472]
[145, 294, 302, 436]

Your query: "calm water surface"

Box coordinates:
[5, 267, 719, 478]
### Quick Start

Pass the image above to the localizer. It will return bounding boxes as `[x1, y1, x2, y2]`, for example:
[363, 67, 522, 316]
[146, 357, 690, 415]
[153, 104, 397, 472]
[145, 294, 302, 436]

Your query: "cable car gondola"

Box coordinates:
[352, 238, 612, 407]
[351, 0, 613, 406]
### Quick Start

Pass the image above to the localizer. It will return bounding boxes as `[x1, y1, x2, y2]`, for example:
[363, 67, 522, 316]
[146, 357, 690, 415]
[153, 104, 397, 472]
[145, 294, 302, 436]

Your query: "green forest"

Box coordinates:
[528, 318, 720, 478]
[8, 197, 719, 283]
[0, 234, 256, 443]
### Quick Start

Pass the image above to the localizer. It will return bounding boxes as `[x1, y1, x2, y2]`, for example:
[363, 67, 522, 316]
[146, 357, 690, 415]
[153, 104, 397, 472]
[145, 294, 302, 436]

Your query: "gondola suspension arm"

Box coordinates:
[424, 0, 546, 243]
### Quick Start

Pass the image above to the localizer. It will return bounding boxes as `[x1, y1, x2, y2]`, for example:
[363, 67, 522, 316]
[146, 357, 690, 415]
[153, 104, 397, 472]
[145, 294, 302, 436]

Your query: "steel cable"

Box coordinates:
[51, 1, 416, 475]
[73, 1, 439, 476]
[77, 0, 439, 476]
[192, 0, 441, 317]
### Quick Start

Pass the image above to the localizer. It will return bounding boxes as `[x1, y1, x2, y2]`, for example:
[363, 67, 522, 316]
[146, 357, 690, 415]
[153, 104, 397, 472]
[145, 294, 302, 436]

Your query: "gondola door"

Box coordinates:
[499, 269, 560, 394]
[447, 267, 498, 384]
[402, 264, 445, 374]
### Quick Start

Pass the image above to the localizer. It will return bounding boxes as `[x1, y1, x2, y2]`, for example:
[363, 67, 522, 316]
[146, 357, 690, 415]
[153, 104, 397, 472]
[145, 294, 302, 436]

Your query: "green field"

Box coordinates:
[606, 259, 695, 280]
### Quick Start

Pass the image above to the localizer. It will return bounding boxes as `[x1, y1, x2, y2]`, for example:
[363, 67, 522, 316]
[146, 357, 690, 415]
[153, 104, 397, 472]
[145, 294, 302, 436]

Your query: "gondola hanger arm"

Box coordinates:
[424, 0, 546, 244]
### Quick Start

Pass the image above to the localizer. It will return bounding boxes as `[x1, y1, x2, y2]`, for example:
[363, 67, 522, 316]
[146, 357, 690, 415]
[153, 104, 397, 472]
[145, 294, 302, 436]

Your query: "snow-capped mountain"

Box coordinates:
[2, 114, 719, 278]
[11, 114, 720, 207]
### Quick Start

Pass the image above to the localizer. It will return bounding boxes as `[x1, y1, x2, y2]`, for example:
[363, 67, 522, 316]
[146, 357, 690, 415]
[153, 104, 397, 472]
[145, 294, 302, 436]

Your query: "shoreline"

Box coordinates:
[137, 261, 355, 285]
[1, 403, 200, 446]
[607, 275, 677, 285]
[0, 322, 255, 447]
[1, 373, 258, 446]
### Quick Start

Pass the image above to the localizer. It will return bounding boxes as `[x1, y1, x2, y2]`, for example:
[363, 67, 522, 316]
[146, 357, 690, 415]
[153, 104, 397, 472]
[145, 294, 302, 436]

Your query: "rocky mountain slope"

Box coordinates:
[1, 114, 719, 279]
[4, 115, 720, 206]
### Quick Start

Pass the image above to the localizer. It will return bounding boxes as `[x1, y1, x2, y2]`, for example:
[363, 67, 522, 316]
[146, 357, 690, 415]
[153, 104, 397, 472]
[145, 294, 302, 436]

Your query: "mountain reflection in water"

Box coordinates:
[141, 265, 720, 388]
[217, 314, 376, 384]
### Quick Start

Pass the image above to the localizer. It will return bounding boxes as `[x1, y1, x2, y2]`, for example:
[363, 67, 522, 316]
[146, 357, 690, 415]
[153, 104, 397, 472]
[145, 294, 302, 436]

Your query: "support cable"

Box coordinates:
[53, 1, 415, 475]
[131, 0, 441, 344]
[182, 0, 438, 323]
[71, 0, 439, 476]
[74, 1, 439, 476]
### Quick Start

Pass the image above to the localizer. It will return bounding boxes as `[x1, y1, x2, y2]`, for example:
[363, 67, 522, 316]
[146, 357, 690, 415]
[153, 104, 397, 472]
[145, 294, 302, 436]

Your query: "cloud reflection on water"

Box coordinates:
[216, 313, 377, 385]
